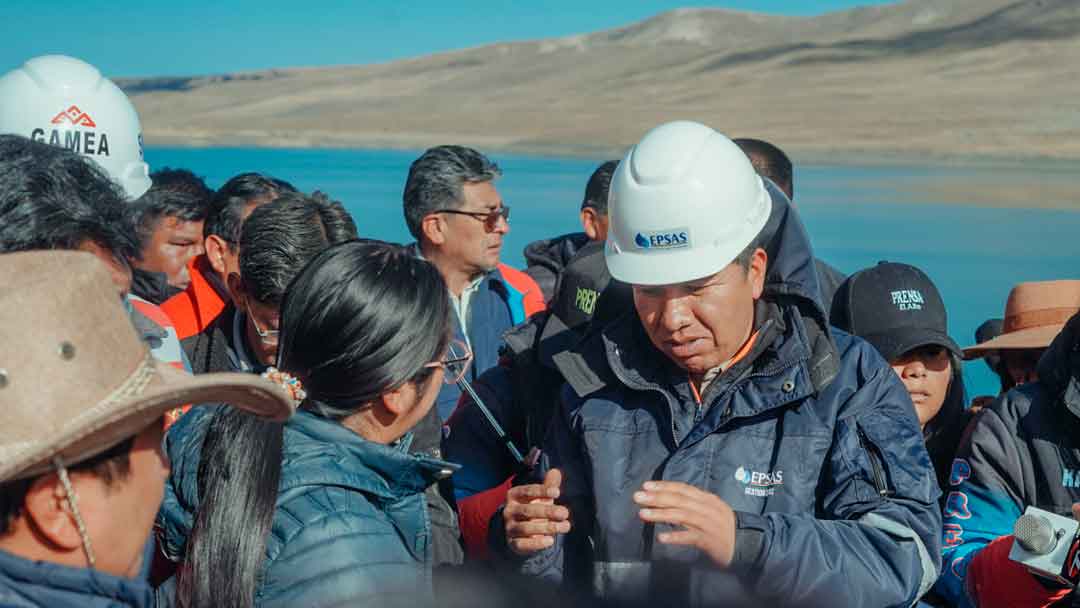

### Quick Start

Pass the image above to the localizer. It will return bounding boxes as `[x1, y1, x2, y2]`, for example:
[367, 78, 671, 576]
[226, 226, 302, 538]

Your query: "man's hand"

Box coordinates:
[504, 468, 572, 556]
[635, 481, 737, 568]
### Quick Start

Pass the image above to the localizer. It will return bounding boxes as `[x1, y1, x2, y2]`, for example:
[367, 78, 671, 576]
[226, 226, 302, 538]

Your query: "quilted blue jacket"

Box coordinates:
[0, 548, 154, 608]
[158, 407, 452, 607]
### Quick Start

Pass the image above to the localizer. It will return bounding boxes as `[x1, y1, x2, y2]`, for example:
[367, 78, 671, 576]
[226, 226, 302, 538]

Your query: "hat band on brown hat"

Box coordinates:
[1004, 307, 1080, 334]
[7, 353, 157, 481]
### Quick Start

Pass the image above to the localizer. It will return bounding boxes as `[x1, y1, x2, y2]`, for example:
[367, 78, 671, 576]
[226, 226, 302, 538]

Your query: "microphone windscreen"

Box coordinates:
[1016, 513, 1058, 555]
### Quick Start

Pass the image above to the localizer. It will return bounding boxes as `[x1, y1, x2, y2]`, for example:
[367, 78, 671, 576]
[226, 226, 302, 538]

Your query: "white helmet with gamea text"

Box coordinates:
[605, 120, 771, 286]
[0, 55, 151, 200]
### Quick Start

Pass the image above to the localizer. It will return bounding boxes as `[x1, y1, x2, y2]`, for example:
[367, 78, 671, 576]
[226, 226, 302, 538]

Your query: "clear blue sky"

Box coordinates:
[4, 1, 897, 78]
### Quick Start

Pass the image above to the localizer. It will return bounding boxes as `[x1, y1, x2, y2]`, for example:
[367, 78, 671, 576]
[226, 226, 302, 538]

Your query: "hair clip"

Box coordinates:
[261, 366, 307, 403]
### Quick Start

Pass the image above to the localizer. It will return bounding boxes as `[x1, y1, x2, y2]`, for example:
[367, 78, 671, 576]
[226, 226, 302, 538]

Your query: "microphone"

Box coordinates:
[1009, 506, 1080, 587]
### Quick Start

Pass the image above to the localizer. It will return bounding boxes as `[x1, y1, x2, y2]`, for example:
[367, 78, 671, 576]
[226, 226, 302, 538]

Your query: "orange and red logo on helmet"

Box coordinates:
[31, 105, 110, 157]
[50, 105, 96, 128]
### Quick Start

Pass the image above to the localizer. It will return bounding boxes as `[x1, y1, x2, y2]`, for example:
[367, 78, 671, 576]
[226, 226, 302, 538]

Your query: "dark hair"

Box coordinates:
[238, 191, 358, 306]
[402, 145, 501, 239]
[0, 436, 134, 536]
[733, 138, 794, 200]
[150, 168, 214, 206]
[176, 240, 451, 608]
[130, 188, 208, 255]
[732, 233, 766, 271]
[0, 135, 139, 262]
[924, 353, 969, 498]
[581, 160, 619, 214]
[204, 172, 296, 246]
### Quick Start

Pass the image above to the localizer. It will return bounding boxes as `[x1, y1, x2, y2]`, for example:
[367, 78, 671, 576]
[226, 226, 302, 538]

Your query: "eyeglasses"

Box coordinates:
[426, 339, 473, 385]
[436, 206, 511, 233]
[249, 311, 280, 345]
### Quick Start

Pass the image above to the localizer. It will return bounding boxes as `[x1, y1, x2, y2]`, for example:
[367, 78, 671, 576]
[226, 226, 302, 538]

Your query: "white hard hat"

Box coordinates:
[0, 55, 151, 200]
[605, 121, 772, 286]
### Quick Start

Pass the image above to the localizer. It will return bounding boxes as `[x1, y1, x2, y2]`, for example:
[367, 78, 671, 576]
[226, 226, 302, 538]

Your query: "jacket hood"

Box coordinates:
[523, 232, 591, 274]
[1038, 311, 1080, 417]
[757, 180, 830, 331]
[278, 409, 455, 500]
[750, 180, 839, 390]
[0, 548, 153, 608]
[130, 268, 183, 306]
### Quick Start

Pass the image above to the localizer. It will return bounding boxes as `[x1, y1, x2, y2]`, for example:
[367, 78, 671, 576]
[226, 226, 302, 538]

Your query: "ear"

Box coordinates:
[22, 473, 85, 552]
[748, 247, 768, 301]
[580, 209, 599, 241]
[204, 235, 229, 276]
[226, 272, 247, 310]
[420, 214, 447, 247]
[378, 382, 416, 417]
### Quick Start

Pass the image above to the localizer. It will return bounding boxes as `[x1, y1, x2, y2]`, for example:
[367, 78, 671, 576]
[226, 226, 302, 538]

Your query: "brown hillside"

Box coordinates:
[122, 0, 1080, 161]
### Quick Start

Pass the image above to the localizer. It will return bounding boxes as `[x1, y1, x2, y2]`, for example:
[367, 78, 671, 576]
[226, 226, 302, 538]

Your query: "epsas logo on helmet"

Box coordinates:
[29, 105, 111, 157]
[634, 229, 690, 251]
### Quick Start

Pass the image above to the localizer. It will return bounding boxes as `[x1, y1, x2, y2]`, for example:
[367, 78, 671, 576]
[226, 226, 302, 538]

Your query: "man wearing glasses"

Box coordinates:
[403, 145, 545, 423]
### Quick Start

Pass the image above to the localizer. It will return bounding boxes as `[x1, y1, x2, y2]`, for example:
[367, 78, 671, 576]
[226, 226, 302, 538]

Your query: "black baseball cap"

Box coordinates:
[538, 241, 631, 364]
[830, 261, 961, 362]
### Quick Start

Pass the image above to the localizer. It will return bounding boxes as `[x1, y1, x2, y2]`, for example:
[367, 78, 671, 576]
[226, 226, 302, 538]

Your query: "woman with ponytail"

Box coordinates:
[157, 240, 463, 607]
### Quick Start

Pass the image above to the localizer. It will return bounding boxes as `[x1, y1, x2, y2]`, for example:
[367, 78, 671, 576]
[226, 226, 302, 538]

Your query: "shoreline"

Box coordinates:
[144, 133, 1080, 169]
[145, 135, 1080, 211]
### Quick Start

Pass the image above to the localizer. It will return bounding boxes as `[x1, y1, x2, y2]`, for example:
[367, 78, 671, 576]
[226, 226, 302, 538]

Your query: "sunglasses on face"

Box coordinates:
[436, 206, 511, 233]
[425, 339, 473, 385]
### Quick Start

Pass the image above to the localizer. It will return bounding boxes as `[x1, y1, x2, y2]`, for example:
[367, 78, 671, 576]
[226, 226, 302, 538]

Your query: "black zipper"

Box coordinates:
[857, 427, 892, 497]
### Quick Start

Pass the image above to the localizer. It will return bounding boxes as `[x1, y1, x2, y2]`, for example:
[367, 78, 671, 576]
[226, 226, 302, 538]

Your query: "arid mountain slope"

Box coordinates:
[122, 0, 1080, 161]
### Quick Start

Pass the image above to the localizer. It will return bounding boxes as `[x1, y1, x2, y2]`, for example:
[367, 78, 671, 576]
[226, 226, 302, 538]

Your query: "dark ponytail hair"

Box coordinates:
[176, 240, 451, 608]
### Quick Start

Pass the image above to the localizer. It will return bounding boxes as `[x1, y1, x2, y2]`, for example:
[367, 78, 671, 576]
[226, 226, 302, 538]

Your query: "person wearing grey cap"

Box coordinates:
[0, 250, 294, 608]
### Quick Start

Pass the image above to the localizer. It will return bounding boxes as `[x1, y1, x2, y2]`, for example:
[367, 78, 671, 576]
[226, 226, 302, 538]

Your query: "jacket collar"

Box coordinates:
[411, 243, 508, 297]
[0, 549, 153, 607]
[597, 301, 812, 419]
[280, 410, 458, 501]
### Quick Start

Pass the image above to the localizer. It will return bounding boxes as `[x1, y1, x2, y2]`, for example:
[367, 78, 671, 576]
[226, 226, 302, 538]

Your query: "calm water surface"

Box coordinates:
[146, 147, 1080, 397]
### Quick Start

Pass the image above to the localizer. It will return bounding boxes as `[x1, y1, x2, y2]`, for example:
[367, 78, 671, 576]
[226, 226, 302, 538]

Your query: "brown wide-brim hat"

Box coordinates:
[963, 280, 1080, 360]
[0, 250, 296, 482]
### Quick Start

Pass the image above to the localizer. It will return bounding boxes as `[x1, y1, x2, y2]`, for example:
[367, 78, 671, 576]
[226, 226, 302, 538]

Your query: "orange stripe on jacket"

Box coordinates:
[161, 255, 228, 340]
[497, 263, 546, 318]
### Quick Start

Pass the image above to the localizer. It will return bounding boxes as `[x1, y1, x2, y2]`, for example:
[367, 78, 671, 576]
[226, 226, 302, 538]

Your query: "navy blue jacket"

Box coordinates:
[0, 549, 154, 607]
[494, 186, 942, 607]
[418, 253, 543, 422]
[159, 407, 453, 607]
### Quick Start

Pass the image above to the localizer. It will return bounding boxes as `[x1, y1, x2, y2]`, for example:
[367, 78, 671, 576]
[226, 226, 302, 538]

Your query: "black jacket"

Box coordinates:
[524, 232, 592, 303]
[937, 312, 1080, 607]
[131, 268, 183, 306]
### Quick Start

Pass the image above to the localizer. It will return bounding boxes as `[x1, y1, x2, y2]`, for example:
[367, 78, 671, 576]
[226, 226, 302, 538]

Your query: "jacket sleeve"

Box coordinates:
[446, 365, 522, 558]
[730, 357, 942, 607]
[492, 384, 593, 588]
[259, 495, 428, 608]
[934, 405, 1068, 608]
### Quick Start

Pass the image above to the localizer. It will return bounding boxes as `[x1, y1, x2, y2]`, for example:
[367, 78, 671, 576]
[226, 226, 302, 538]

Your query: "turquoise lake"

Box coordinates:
[146, 147, 1080, 398]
